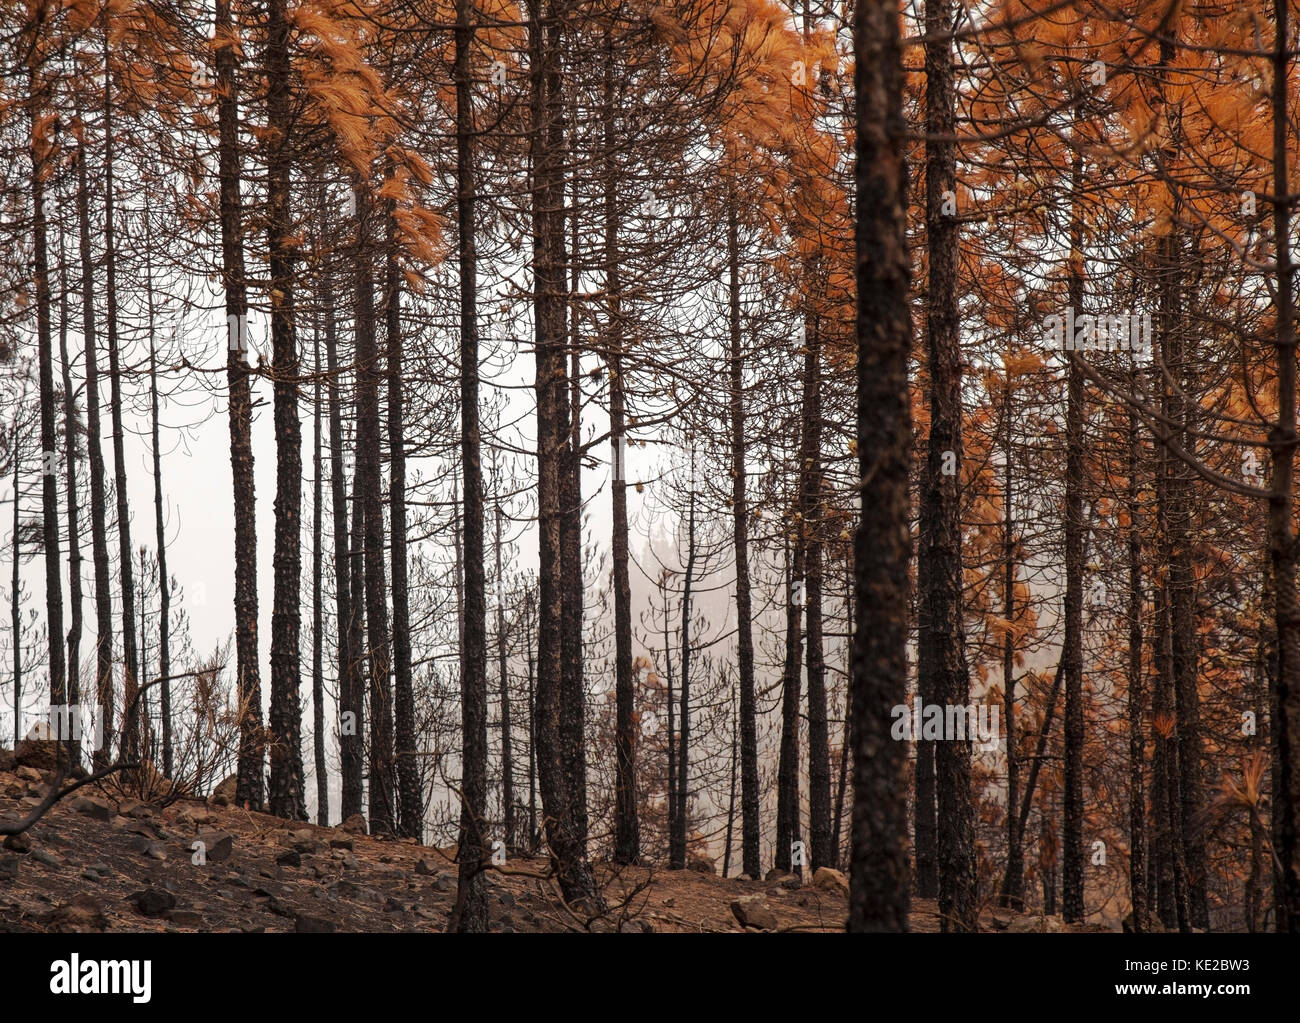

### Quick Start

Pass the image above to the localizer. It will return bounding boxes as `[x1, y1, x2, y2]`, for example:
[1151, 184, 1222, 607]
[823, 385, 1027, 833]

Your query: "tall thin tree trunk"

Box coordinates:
[265, 0, 307, 820]
[144, 233, 171, 778]
[671, 455, 697, 869]
[803, 318, 832, 870]
[1061, 146, 1086, 925]
[321, 257, 362, 821]
[353, 183, 393, 835]
[452, 0, 489, 931]
[727, 199, 760, 881]
[1267, 0, 1300, 932]
[31, 65, 65, 736]
[606, 32, 639, 866]
[998, 370, 1022, 908]
[216, 0, 263, 809]
[75, 118, 114, 774]
[775, 521, 804, 874]
[57, 227, 83, 766]
[849, 0, 912, 931]
[1127, 397, 1147, 931]
[386, 172, 420, 840]
[528, 0, 602, 911]
[495, 501, 515, 854]
[919, 0, 974, 931]
[312, 314, 328, 825]
[102, 31, 139, 766]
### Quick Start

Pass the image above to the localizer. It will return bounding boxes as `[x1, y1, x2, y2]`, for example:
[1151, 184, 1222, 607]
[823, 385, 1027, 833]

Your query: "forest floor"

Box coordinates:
[0, 756, 1107, 933]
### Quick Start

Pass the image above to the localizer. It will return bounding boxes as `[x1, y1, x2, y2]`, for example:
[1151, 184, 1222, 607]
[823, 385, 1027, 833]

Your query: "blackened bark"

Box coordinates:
[848, 0, 911, 932]
[102, 34, 139, 766]
[802, 321, 832, 870]
[57, 232, 83, 766]
[775, 527, 804, 874]
[1127, 399, 1147, 931]
[998, 370, 1022, 909]
[144, 240, 172, 778]
[265, 0, 307, 821]
[606, 35, 638, 866]
[30, 67, 66, 729]
[75, 124, 114, 774]
[386, 175, 420, 839]
[312, 320, 328, 825]
[671, 460, 697, 869]
[495, 502, 515, 854]
[529, 0, 602, 911]
[216, 0, 263, 810]
[1268, 0, 1300, 932]
[1061, 148, 1086, 925]
[727, 200, 760, 881]
[453, 0, 489, 930]
[919, 0, 975, 931]
[353, 185, 393, 835]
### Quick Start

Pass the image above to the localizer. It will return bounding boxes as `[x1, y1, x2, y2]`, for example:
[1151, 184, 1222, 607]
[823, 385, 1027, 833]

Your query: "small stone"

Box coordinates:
[342, 853, 360, 871]
[194, 831, 234, 862]
[433, 871, 454, 892]
[3, 832, 31, 853]
[277, 850, 302, 868]
[128, 888, 176, 918]
[383, 897, 405, 913]
[414, 858, 435, 875]
[0, 855, 20, 880]
[32, 848, 61, 868]
[210, 775, 238, 807]
[290, 829, 326, 854]
[15, 766, 43, 784]
[146, 842, 167, 861]
[88, 862, 111, 875]
[338, 813, 368, 836]
[731, 895, 778, 931]
[70, 796, 115, 822]
[50, 893, 107, 932]
[266, 897, 295, 918]
[811, 866, 849, 896]
[166, 909, 203, 928]
[295, 913, 335, 933]
[14, 737, 59, 771]
[499, 892, 516, 908]
[662, 896, 675, 908]
[329, 837, 354, 851]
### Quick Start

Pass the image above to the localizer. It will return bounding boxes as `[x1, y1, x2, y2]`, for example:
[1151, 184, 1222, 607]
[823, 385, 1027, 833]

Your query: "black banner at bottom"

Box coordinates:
[0, 932, 1290, 1012]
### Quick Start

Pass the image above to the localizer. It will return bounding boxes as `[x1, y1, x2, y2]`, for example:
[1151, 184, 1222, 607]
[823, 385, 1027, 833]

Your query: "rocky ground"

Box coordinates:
[0, 745, 1100, 933]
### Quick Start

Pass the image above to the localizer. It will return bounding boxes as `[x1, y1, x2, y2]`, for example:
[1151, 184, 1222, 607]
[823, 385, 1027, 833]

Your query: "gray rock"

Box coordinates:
[128, 888, 176, 918]
[210, 774, 238, 807]
[3, 832, 31, 853]
[70, 797, 114, 822]
[194, 831, 234, 863]
[32, 848, 61, 868]
[276, 850, 302, 868]
[295, 913, 335, 933]
[731, 895, 778, 931]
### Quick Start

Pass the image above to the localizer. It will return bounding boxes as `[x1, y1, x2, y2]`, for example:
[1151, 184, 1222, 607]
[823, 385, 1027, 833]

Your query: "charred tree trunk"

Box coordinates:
[216, 0, 263, 810]
[452, 0, 489, 931]
[265, 0, 307, 820]
[727, 199, 760, 881]
[386, 174, 420, 840]
[528, 0, 602, 911]
[849, 0, 912, 931]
